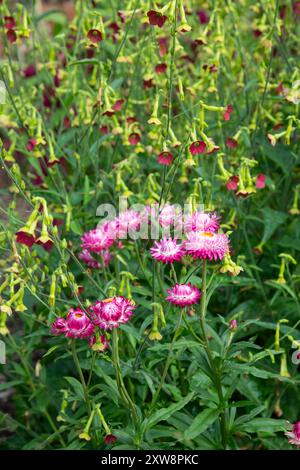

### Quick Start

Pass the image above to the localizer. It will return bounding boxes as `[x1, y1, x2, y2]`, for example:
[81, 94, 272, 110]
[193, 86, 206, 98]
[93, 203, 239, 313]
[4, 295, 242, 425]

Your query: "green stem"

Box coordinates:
[71, 340, 92, 415]
[199, 260, 227, 449]
[150, 310, 183, 412]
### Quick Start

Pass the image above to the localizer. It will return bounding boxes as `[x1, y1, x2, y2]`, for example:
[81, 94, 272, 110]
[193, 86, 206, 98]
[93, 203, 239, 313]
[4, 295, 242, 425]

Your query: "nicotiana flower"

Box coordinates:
[226, 175, 239, 191]
[87, 29, 103, 43]
[184, 211, 220, 233]
[256, 173, 266, 189]
[285, 422, 300, 447]
[150, 237, 185, 264]
[16, 230, 36, 247]
[189, 140, 206, 155]
[90, 296, 135, 330]
[166, 283, 201, 307]
[147, 10, 167, 28]
[81, 228, 114, 252]
[157, 151, 173, 166]
[51, 308, 94, 339]
[184, 231, 230, 261]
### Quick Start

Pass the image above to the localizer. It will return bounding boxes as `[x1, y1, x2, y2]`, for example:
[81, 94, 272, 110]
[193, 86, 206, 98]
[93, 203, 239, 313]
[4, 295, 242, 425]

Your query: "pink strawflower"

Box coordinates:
[184, 211, 220, 233]
[184, 231, 230, 261]
[285, 422, 300, 447]
[116, 210, 141, 238]
[65, 308, 94, 338]
[256, 173, 266, 189]
[81, 228, 114, 252]
[150, 237, 185, 264]
[229, 319, 238, 331]
[189, 140, 206, 155]
[51, 317, 68, 335]
[157, 151, 173, 165]
[166, 283, 201, 307]
[79, 249, 101, 269]
[90, 297, 135, 330]
[159, 204, 179, 228]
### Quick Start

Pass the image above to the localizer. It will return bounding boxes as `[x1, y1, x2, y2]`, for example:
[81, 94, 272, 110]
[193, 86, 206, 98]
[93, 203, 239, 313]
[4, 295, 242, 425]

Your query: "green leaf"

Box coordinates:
[141, 392, 194, 433]
[260, 208, 288, 244]
[64, 376, 84, 400]
[236, 418, 287, 434]
[183, 408, 220, 440]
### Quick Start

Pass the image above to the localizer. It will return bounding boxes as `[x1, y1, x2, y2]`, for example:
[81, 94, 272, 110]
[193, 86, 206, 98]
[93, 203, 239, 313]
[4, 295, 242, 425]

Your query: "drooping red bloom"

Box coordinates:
[253, 29, 262, 38]
[118, 11, 126, 23]
[4, 16, 15, 30]
[87, 29, 103, 43]
[209, 64, 218, 73]
[155, 63, 167, 74]
[157, 151, 173, 166]
[16, 231, 36, 247]
[147, 10, 167, 28]
[143, 77, 154, 89]
[226, 137, 238, 148]
[277, 81, 284, 96]
[36, 239, 54, 252]
[109, 22, 120, 34]
[26, 138, 37, 151]
[223, 105, 233, 121]
[189, 140, 206, 155]
[256, 173, 266, 189]
[112, 99, 124, 111]
[99, 125, 109, 134]
[198, 10, 210, 24]
[23, 64, 36, 78]
[293, 2, 300, 15]
[158, 37, 168, 56]
[128, 132, 140, 145]
[226, 175, 239, 191]
[105, 434, 117, 445]
[7, 29, 17, 43]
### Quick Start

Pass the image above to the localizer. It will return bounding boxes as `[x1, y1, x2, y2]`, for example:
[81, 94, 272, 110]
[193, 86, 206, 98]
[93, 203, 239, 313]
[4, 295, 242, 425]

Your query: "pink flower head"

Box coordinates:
[155, 63, 167, 74]
[285, 422, 300, 447]
[128, 132, 140, 145]
[189, 140, 206, 155]
[226, 175, 239, 191]
[166, 283, 201, 308]
[184, 211, 220, 233]
[90, 297, 135, 330]
[159, 204, 179, 228]
[87, 29, 103, 43]
[147, 10, 167, 28]
[184, 231, 230, 261]
[65, 308, 94, 338]
[116, 210, 141, 238]
[226, 137, 238, 149]
[51, 317, 68, 335]
[256, 173, 266, 189]
[81, 228, 114, 253]
[223, 105, 233, 121]
[150, 237, 185, 264]
[229, 319, 238, 331]
[16, 231, 35, 247]
[157, 151, 173, 166]
[79, 249, 101, 269]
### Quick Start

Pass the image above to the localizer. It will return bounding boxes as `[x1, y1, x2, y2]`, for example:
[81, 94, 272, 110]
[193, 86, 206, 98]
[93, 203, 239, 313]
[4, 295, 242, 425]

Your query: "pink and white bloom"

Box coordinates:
[159, 204, 180, 228]
[81, 228, 114, 252]
[79, 249, 101, 269]
[285, 422, 300, 447]
[184, 211, 220, 233]
[51, 317, 68, 335]
[185, 231, 230, 261]
[116, 210, 141, 238]
[90, 296, 135, 330]
[65, 308, 94, 338]
[150, 237, 185, 263]
[166, 283, 201, 307]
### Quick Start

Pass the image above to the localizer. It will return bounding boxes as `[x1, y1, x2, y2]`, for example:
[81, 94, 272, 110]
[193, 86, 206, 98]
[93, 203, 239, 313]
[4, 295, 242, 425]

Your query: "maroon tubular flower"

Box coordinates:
[223, 105, 233, 121]
[105, 434, 117, 445]
[36, 239, 54, 251]
[189, 140, 206, 155]
[26, 138, 37, 151]
[157, 151, 173, 166]
[198, 10, 209, 24]
[158, 37, 168, 56]
[7, 29, 17, 43]
[109, 22, 120, 34]
[128, 132, 140, 145]
[226, 137, 238, 148]
[100, 125, 109, 134]
[87, 29, 103, 44]
[226, 175, 239, 191]
[118, 11, 126, 23]
[23, 64, 36, 78]
[253, 29, 262, 38]
[4, 16, 15, 30]
[155, 63, 167, 74]
[112, 99, 124, 111]
[16, 231, 35, 247]
[143, 77, 154, 89]
[147, 10, 167, 28]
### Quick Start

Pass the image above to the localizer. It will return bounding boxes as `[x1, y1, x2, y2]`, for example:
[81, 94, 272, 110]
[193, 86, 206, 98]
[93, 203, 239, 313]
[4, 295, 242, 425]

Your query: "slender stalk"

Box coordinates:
[71, 340, 92, 415]
[150, 310, 183, 412]
[198, 260, 227, 449]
